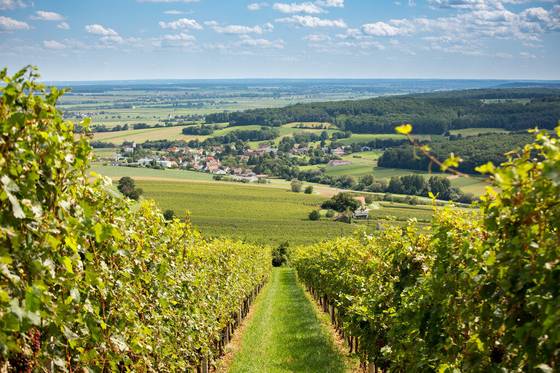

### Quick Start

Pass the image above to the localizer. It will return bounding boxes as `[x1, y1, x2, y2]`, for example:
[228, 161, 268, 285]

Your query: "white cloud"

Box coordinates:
[31, 11, 65, 21]
[159, 18, 203, 30]
[154, 32, 197, 48]
[248, 2, 269, 10]
[362, 21, 409, 36]
[276, 15, 347, 28]
[0, 0, 26, 10]
[303, 33, 331, 41]
[0, 16, 30, 31]
[85, 24, 119, 36]
[273, 2, 324, 14]
[57, 22, 70, 30]
[237, 35, 285, 48]
[208, 21, 273, 34]
[316, 0, 344, 7]
[43, 40, 66, 49]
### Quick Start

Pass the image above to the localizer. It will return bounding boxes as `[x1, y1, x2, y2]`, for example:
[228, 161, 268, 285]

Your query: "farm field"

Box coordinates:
[136, 179, 361, 245]
[91, 122, 334, 145]
[91, 165, 215, 182]
[92, 125, 202, 144]
[125, 178, 441, 245]
[301, 151, 382, 176]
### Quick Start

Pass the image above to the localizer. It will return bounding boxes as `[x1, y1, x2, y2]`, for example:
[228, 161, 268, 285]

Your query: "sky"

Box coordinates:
[0, 0, 559, 81]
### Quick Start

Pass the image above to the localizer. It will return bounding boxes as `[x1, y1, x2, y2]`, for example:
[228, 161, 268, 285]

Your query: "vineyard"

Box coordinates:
[1, 66, 559, 372]
[292, 126, 560, 371]
[0, 68, 271, 370]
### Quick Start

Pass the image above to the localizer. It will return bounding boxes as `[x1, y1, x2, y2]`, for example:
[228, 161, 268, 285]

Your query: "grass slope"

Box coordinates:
[136, 180, 358, 245]
[229, 268, 348, 373]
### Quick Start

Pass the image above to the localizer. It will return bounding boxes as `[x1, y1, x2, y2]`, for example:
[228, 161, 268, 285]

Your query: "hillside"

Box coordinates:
[206, 88, 560, 134]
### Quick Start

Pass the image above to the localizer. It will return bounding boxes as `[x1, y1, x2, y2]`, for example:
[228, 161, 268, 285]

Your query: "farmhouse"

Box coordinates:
[353, 208, 369, 219]
[332, 147, 345, 157]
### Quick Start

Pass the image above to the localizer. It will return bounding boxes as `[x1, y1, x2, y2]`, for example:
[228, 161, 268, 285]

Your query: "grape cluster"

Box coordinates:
[8, 353, 30, 373]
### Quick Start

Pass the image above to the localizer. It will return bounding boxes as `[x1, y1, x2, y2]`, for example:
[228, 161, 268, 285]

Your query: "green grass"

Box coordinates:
[90, 165, 474, 245]
[135, 180, 359, 245]
[229, 268, 349, 373]
[91, 165, 214, 181]
[92, 125, 203, 144]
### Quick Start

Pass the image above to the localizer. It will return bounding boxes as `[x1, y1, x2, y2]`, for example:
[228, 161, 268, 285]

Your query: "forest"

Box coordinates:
[205, 88, 560, 134]
[378, 132, 534, 173]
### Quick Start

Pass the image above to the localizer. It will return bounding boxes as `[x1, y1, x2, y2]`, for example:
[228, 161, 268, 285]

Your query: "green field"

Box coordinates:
[91, 165, 215, 181]
[228, 268, 351, 373]
[136, 179, 360, 245]
[92, 125, 202, 144]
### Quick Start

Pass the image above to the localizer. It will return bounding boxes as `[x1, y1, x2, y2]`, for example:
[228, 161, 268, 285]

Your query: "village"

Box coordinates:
[107, 139, 360, 183]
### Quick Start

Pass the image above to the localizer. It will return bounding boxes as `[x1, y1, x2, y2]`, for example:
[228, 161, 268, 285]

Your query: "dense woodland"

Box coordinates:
[206, 88, 560, 134]
[378, 132, 535, 173]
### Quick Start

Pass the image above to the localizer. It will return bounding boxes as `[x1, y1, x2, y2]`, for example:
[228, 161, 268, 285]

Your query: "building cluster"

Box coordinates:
[107, 139, 360, 183]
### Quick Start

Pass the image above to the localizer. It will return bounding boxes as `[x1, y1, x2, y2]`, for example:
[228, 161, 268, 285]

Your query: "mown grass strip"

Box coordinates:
[229, 268, 348, 373]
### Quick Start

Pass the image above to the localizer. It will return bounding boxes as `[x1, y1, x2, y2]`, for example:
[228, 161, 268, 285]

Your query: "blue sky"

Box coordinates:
[0, 0, 559, 80]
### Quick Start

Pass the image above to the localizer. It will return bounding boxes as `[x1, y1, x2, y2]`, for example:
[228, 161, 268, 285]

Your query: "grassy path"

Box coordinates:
[228, 268, 349, 373]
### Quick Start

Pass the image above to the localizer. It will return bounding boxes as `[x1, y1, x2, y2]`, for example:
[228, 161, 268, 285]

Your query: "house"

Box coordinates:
[353, 208, 369, 219]
[328, 160, 351, 167]
[332, 147, 345, 157]
[138, 157, 154, 167]
[157, 160, 177, 168]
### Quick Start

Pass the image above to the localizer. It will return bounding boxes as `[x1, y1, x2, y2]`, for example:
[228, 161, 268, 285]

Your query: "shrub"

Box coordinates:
[291, 179, 303, 193]
[325, 209, 335, 218]
[321, 193, 360, 212]
[308, 210, 321, 221]
[117, 176, 143, 200]
[304, 185, 314, 194]
[272, 242, 289, 267]
[163, 209, 175, 220]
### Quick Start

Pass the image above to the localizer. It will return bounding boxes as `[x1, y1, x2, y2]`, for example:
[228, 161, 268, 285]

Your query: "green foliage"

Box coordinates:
[206, 88, 560, 134]
[292, 126, 560, 371]
[272, 242, 289, 267]
[321, 193, 360, 212]
[163, 209, 175, 220]
[308, 210, 321, 221]
[0, 66, 271, 370]
[290, 179, 302, 193]
[117, 176, 143, 200]
[304, 185, 314, 194]
[379, 132, 534, 174]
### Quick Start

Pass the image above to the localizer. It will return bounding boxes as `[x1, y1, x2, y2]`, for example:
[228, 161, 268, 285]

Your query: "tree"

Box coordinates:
[291, 179, 303, 193]
[163, 209, 175, 220]
[304, 185, 314, 194]
[321, 193, 360, 212]
[272, 242, 289, 267]
[309, 210, 321, 221]
[117, 176, 143, 200]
